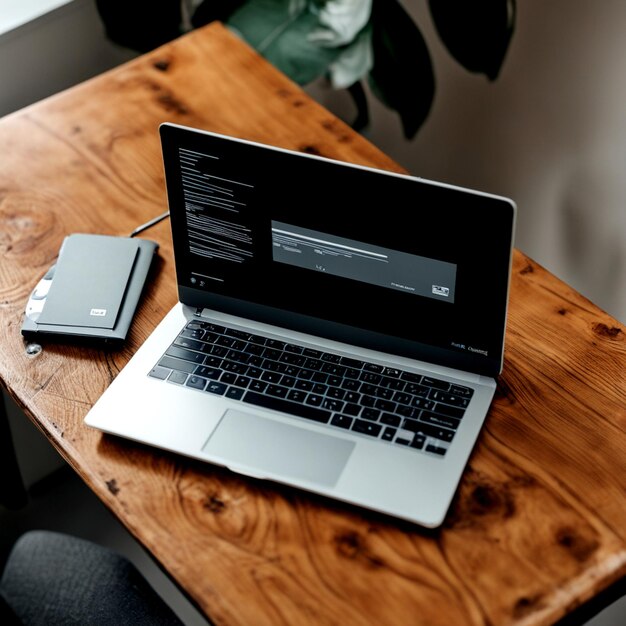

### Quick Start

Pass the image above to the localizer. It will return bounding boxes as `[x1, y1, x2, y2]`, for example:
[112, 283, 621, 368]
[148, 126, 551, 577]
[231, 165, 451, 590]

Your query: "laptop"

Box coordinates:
[84, 122, 516, 528]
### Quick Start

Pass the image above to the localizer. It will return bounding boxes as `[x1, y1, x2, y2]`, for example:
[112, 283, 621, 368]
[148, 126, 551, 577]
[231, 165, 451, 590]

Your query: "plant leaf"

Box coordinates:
[309, 0, 372, 47]
[94, 0, 183, 52]
[227, 0, 343, 85]
[427, 0, 516, 80]
[368, 0, 435, 139]
[190, 0, 247, 28]
[327, 24, 373, 89]
[347, 81, 370, 132]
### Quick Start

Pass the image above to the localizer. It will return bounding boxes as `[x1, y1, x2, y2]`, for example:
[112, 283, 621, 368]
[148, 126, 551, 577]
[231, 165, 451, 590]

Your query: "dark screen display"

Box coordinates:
[160, 124, 516, 377]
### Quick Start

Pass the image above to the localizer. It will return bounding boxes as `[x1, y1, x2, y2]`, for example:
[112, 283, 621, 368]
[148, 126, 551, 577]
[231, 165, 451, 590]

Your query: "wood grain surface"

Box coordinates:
[0, 22, 624, 626]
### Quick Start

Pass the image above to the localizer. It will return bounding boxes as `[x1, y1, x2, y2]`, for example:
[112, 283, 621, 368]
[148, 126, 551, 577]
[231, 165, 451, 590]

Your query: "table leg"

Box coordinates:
[0, 390, 28, 510]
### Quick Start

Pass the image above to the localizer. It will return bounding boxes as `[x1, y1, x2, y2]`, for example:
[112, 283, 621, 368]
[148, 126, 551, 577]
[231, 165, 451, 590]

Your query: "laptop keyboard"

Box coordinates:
[148, 319, 474, 457]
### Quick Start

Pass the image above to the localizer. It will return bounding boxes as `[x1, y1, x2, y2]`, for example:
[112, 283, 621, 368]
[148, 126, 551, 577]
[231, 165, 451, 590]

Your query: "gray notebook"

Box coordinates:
[22, 233, 157, 343]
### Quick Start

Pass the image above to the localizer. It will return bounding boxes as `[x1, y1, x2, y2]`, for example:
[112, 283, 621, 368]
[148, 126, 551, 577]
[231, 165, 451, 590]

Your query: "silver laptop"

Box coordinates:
[84, 123, 516, 528]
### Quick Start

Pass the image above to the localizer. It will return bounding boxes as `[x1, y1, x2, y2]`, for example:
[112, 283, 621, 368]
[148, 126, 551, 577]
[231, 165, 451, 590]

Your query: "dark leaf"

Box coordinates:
[368, 0, 435, 139]
[191, 0, 247, 28]
[347, 81, 370, 133]
[94, 0, 183, 52]
[428, 0, 516, 80]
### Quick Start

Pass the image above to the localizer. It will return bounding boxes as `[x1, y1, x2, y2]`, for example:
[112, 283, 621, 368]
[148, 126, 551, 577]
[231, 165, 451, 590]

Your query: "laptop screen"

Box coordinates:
[160, 124, 516, 378]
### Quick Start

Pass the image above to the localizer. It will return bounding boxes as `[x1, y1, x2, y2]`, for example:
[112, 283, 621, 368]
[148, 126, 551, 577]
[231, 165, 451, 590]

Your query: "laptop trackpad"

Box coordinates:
[202, 409, 355, 487]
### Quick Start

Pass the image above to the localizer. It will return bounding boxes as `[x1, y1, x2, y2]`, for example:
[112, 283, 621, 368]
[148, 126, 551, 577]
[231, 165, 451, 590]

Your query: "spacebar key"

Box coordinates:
[242, 391, 331, 424]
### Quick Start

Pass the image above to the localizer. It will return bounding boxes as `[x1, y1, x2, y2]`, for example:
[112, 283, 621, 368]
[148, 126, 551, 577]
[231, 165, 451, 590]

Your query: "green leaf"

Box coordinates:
[428, 0, 516, 80]
[368, 0, 435, 139]
[227, 0, 343, 85]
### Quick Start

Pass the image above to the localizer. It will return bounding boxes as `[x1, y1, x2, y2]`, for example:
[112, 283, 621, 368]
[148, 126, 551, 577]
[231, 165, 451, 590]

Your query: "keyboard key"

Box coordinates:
[243, 391, 331, 423]
[148, 366, 170, 380]
[379, 377, 405, 390]
[327, 387, 346, 400]
[158, 356, 197, 373]
[382, 427, 396, 441]
[168, 371, 188, 385]
[339, 357, 364, 369]
[343, 403, 361, 416]
[306, 394, 324, 407]
[294, 379, 314, 391]
[360, 372, 381, 384]
[422, 377, 450, 391]
[400, 371, 422, 383]
[383, 367, 401, 377]
[402, 419, 455, 442]
[361, 408, 380, 421]
[222, 361, 247, 374]
[265, 339, 286, 350]
[420, 412, 461, 431]
[202, 322, 226, 334]
[322, 398, 344, 412]
[186, 375, 207, 390]
[220, 372, 237, 385]
[363, 363, 384, 373]
[181, 327, 205, 341]
[426, 443, 447, 456]
[205, 381, 227, 395]
[261, 371, 283, 384]
[312, 383, 329, 395]
[284, 343, 303, 354]
[312, 372, 328, 383]
[303, 358, 322, 371]
[165, 346, 205, 364]
[404, 382, 429, 397]
[431, 403, 465, 419]
[411, 434, 426, 449]
[344, 391, 360, 403]
[380, 413, 401, 427]
[429, 389, 470, 408]
[194, 365, 221, 379]
[411, 397, 435, 411]
[321, 363, 345, 376]
[266, 384, 288, 398]
[321, 353, 341, 363]
[303, 348, 322, 358]
[287, 389, 307, 403]
[331, 414, 353, 429]
[225, 328, 251, 340]
[249, 380, 268, 393]
[375, 398, 396, 412]
[352, 419, 382, 437]
[174, 337, 206, 352]
[225, 386, 245, 400]
[343, 368, 361, 380]
[450, 384, 473, 398]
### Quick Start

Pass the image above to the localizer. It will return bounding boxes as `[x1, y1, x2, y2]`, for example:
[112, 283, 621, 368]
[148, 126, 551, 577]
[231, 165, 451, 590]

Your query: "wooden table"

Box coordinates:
[1, 22, 625, 626]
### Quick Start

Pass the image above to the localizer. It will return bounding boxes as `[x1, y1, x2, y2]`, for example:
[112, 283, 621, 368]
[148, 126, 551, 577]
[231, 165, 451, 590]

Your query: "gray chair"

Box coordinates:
[0, 530, 184, 625]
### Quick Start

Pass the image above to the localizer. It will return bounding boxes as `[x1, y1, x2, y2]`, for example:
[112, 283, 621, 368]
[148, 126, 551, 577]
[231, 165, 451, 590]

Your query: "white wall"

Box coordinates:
[309, 0, 626, 323]
[0, 0, 136, 117]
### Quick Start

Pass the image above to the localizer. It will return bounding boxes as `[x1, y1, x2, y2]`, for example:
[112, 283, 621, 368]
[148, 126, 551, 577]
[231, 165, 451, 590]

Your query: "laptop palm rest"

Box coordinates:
[202, 409, 355, 487]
